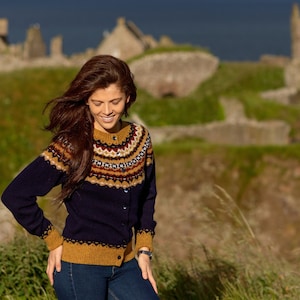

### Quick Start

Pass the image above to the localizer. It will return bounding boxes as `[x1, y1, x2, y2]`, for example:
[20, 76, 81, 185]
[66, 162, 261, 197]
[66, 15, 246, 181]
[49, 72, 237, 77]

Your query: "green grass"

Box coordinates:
[127, 44, 211, 63]
[0, 67, 79, 192]
[0, 234, 56, 299]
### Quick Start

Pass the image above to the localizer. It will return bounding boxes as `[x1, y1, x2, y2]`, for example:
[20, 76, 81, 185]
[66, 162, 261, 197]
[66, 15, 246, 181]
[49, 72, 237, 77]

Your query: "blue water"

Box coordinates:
[1, 0, 298, 61]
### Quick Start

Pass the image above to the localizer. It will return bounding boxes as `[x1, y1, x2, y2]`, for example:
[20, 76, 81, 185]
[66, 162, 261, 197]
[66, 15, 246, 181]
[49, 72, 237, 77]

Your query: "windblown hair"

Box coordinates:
[44, 55, 137, 202]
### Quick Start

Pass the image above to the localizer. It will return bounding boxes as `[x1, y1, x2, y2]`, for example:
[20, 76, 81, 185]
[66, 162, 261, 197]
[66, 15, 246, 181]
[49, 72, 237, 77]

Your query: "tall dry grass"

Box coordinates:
[154, 185, 300, 299]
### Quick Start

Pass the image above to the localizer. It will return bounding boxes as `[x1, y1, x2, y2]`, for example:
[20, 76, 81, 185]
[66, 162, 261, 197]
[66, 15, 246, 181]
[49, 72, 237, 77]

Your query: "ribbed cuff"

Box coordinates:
[43, 227, 64, 251]
[135, 231, 153, 253]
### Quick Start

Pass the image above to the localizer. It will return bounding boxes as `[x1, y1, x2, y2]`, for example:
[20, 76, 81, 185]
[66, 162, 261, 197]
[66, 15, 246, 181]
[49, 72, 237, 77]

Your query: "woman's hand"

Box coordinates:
[137, 249, 158, 294]
[46, 245, 63, 286]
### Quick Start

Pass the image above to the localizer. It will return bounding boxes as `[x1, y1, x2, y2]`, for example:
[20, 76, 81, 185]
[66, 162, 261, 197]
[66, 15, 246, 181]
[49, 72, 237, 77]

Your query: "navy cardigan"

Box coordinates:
[1, 122, 157, 266]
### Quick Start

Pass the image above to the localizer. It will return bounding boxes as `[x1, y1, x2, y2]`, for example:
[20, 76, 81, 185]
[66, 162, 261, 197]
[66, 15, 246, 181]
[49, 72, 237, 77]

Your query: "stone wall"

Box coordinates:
[129, 51, 219, 97]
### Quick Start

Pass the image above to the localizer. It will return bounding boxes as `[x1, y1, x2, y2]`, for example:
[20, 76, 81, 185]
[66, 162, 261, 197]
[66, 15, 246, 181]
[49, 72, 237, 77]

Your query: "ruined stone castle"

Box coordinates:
[1, 6, 300, 146]
[0, 16, 174, 69]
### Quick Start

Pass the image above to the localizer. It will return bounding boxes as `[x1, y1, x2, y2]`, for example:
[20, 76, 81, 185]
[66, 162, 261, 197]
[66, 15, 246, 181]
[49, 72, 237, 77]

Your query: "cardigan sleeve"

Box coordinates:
[1, 146, 68, 250]
[135, 131, 157, 252]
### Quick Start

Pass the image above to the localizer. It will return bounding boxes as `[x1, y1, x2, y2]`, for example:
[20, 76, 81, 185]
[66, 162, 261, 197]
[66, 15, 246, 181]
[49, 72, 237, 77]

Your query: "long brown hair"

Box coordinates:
[44, 55, 137, 202]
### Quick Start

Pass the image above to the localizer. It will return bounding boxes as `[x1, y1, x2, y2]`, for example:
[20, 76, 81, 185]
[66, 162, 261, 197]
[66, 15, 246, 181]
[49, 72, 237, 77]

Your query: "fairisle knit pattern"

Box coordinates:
[88, 123, 152, 188]
[2, 122, 157, 266]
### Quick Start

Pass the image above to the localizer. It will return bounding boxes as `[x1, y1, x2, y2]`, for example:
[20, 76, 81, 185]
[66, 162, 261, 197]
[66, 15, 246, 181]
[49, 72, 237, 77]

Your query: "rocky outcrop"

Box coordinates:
[129, 51, 219, 97]
[154, 151, 300, 261]
[0, 203, 15, 244]
[149, 120, 290, 146]
[260, 87, 299, 105]
[148, 97, 290, 145]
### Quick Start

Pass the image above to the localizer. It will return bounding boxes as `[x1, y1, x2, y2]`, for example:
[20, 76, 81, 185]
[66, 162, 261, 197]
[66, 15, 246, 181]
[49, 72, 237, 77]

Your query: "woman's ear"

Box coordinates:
[126, 96, 130, 103]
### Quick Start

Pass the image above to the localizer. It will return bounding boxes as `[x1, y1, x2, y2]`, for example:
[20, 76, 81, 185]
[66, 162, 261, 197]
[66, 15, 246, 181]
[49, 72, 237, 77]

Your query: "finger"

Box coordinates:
[143, 264, 158, 294]
[46, 256, 56, 285]
[142, 270, 148, 280]
[46, 263, 54, 286]
[55, 256, 62, 272]
[148, 272, 158, 294]
[141, 264, 148, 280]
[48, 273, 54, 286]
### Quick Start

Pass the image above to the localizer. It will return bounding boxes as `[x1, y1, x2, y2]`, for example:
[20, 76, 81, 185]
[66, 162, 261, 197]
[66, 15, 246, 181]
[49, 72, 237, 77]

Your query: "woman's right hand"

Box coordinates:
[46, 245, 63, 285]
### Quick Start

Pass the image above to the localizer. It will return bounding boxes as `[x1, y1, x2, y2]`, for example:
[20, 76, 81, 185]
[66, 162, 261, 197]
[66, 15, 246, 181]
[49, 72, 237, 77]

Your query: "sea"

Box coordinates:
[1, 0, 299, 61]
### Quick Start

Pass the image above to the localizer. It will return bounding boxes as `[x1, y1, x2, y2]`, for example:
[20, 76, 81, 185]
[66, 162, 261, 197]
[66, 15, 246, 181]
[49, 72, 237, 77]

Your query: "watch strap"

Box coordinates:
[138, 250, 153, 260]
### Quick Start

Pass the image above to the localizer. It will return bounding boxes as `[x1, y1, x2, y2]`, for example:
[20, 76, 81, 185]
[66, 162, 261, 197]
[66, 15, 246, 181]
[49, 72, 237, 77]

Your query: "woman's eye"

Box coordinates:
[112, 100, 121, 105]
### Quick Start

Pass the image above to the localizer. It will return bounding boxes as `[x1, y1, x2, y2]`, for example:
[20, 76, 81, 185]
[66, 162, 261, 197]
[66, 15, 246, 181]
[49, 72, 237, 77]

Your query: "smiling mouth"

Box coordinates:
[101, 116, 115, 122]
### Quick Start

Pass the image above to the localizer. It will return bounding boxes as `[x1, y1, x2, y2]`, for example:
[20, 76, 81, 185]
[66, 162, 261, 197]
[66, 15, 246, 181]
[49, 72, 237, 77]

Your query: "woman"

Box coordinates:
[1, 55, 159, 299]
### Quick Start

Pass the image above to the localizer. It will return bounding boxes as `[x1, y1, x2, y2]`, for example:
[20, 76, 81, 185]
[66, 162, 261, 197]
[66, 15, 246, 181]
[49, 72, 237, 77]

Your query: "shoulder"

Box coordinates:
[126, 122, 152, 143]
[127, 123, 154, 153]
[127, 121, 151, 137]
[41, 137, 73, 171]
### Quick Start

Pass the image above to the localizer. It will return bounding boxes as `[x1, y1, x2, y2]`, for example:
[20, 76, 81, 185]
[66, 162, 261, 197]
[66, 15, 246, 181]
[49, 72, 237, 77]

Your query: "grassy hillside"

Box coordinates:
[1, 61, 299, 191]
[0, 67, 77, 191]
[2, 62, 300, 299]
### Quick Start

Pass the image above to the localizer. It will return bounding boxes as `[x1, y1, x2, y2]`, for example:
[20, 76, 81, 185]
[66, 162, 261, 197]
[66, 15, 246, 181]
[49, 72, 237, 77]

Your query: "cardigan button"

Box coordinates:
[117, 255, 121, 260]
[123, 188, 129, 193]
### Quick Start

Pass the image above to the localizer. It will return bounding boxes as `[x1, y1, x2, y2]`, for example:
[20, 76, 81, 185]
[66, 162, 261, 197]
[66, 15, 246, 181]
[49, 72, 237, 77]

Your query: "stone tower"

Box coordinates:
[96, 17, 155, 60]
[291, 3, 300, 60]
[50, 35, 63, 58]
[0, 18, 8, 45]
[285, 3, 300, 90]
[23, 24, 46, 59]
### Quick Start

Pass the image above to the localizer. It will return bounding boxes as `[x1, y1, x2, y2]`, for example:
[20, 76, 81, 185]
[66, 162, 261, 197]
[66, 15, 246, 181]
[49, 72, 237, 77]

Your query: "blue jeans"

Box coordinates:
[53, 259, 159, 300]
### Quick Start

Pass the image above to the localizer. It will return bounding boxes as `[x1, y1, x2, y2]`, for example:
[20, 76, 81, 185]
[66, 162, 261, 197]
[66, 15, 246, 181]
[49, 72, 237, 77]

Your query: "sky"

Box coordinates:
[1, 0, 299, 60]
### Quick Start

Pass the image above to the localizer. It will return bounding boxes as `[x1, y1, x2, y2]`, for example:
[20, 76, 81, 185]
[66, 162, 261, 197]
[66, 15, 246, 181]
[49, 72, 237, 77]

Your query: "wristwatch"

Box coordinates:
[138, 250, 153, 260]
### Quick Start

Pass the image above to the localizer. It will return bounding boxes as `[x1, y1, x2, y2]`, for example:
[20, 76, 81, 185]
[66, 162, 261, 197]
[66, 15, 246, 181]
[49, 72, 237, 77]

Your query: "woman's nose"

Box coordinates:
[103, 103, 112, 115]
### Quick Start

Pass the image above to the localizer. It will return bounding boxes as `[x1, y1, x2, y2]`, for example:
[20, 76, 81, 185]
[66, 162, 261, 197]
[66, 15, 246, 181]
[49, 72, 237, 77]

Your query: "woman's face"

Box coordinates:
[87, 83, 129, 133]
